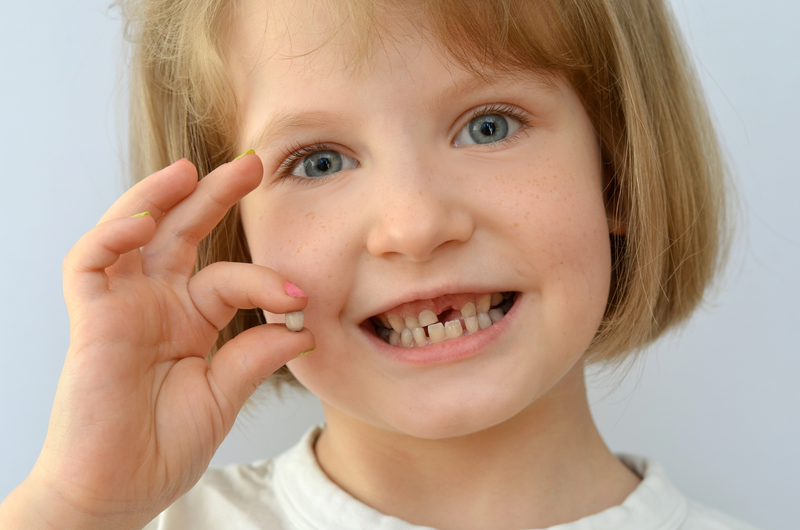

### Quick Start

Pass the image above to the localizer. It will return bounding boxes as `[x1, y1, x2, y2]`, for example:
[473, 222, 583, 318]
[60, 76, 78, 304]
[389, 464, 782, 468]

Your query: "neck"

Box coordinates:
[314, 363, 640, 530]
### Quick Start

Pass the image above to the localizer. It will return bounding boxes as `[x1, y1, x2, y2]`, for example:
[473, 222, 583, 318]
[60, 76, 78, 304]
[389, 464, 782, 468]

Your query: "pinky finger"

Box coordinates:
[63, 213, 157, 299]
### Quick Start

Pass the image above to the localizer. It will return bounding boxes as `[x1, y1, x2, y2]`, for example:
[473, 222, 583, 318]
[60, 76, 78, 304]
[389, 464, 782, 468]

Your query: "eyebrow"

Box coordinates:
[247, 70, 557, 150]
[248, 110, 346, 151]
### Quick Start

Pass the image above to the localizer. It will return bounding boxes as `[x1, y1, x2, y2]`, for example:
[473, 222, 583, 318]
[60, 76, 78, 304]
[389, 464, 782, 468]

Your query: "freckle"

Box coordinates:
[339, 251, 343, 256]
[514, 223, 519, 227]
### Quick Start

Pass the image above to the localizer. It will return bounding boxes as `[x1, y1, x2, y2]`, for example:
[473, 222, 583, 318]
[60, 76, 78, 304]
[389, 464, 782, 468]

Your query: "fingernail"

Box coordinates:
[233, 149, 255, 161]
[285, 311, 304, 332]
[170, 158, 186, 166]
[284, 282, 307, 298]
[131, 211, 150, 218]
[296, 345, 316, 358]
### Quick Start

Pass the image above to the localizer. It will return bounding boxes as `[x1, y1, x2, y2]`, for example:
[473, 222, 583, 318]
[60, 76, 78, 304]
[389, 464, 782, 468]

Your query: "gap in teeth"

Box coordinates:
[372, 292, 515, 347]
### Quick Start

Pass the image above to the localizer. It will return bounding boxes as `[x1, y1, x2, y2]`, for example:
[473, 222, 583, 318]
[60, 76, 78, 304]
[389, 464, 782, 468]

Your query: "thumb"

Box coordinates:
[207, 323, 315, 425]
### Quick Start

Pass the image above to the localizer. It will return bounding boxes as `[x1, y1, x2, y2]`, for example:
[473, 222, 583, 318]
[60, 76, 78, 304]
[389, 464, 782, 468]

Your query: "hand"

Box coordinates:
[0, 155, 315, 530]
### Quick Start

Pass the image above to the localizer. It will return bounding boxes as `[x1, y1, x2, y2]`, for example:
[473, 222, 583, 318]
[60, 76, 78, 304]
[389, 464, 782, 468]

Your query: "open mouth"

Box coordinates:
[368, 292, 517, 348]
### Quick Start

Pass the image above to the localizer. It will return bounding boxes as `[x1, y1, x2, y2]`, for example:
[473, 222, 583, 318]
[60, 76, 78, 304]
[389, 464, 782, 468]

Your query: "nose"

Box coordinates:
[365, 155, 475, 262]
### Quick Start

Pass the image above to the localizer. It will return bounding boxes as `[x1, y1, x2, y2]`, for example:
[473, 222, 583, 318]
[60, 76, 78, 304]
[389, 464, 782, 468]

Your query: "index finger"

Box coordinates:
[140, 152, 264, 279]
[98, 159, 199, 224]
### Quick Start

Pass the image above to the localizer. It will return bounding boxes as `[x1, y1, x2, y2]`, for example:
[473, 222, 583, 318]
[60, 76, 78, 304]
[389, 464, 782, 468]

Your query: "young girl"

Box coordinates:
[0, 0, 760, 528]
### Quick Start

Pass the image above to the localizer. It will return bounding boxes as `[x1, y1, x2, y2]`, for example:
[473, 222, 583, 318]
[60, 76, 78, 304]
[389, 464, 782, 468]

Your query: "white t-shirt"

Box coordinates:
[144, 425, 758, 530]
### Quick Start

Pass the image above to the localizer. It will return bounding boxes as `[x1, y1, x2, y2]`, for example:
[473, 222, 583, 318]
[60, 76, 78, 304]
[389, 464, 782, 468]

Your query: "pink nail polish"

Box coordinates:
[170, 158, 186, 166]
[284, 282, 307, 298]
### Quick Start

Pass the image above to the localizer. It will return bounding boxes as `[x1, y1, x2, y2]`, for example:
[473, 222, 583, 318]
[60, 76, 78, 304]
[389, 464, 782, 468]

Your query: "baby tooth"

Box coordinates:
[389, 330, 401, 346]
[491, 292, 503, 306]
[477, 312, 492, 330]
[476, 294, 491, 313]
[404, 316, 420, 329]
[387, 314, 406, 333]
[445, 320, 463, 339]
[461, 302, 476, 318]
[418, 309, 439, 327]
[488, 308, 504, 323]
[285, 311, 304, 332]
[428, 322, 446, 343]
[465, 315, 479, 334]
[401, 328, 413, 347]
[412, 327, 427, 346]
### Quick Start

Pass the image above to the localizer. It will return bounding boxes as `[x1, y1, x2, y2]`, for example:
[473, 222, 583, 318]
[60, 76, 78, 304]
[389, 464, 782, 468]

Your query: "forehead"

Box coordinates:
[226, 0, 561, 144]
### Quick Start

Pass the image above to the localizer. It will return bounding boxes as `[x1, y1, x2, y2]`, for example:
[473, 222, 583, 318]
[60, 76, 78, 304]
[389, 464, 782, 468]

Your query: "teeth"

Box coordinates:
[428, 322, 446, 343]
[285, 311, 304, 332]
[488, 308, 504, 323]
[401, 328, 413, 347]
[445, 320, 463, 339]
[412, 327, 427, 346]
[387, 314, 406, 333]
[375, 292, 515, 347]
[418, 309, 439, 327]
[476, 294, 491, 313]
[404, 315, 419, 329]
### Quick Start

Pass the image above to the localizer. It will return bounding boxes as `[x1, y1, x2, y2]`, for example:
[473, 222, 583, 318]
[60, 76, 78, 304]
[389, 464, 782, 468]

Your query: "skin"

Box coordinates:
[0, 1, 639, 529]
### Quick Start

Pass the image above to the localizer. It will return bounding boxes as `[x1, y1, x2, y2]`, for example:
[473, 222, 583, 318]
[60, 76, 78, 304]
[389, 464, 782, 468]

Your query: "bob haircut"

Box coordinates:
[115, 0, 729, 390]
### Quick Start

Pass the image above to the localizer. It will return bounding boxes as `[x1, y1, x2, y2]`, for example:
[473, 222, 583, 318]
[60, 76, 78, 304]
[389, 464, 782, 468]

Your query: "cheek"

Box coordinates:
[239, 193, 361, 324]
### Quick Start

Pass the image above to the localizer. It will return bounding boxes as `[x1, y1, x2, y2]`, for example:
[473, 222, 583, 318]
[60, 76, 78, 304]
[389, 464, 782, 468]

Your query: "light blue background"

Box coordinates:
[1, 2, 797, 528]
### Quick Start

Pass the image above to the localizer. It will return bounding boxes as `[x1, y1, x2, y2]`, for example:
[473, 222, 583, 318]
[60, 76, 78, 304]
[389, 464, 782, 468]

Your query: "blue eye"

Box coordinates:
[291, 149, 357, 177]
[454, 112, 522, 147]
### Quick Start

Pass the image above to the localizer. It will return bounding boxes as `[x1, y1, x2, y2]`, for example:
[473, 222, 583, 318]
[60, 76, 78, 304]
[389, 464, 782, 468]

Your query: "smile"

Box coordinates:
[369, 292, 517, 348]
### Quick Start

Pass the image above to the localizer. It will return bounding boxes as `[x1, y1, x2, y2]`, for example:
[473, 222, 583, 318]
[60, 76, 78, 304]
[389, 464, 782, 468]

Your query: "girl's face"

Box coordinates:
[235, 0, 615, 439]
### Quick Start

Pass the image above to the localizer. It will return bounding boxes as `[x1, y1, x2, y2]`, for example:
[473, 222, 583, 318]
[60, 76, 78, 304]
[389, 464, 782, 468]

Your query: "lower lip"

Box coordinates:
[361, 294, 522, 366]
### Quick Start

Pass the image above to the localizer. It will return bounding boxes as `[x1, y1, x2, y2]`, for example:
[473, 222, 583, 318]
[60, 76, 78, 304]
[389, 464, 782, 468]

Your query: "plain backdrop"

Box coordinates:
[1, 1, 797, 528]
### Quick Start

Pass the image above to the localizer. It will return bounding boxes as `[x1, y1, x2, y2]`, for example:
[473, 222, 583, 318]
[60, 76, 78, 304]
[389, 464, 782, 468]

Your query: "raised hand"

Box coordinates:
[0, 154, 315, 530]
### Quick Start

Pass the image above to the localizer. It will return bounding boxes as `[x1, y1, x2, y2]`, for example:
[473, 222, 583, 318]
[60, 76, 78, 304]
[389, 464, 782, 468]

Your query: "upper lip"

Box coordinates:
[357, 283, 512, 323]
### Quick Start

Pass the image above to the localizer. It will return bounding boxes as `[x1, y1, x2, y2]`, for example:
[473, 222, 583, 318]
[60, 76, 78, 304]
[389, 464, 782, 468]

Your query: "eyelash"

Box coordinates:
[274, 104, 531, 182]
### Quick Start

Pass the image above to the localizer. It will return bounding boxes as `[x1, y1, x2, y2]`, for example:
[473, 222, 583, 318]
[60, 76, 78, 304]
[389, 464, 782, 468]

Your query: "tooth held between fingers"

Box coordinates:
[418, 309, 438, 327]
[285, 311, 304, 332]
[445, 320, 463, 339]
[428, 322, 446, 343]
[477, 312, 492, 330]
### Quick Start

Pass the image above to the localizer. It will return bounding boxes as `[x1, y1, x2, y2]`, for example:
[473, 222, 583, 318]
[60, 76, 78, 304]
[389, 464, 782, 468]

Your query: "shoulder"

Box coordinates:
[614, 455, 761, 530]
[682, 502, 761, 530]
[144, 425, 326, 530]
[143, 458, 287, 530]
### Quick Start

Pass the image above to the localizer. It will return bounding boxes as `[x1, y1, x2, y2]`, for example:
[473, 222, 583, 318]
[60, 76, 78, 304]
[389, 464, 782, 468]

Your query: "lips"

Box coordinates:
[367, 292, 517, 348]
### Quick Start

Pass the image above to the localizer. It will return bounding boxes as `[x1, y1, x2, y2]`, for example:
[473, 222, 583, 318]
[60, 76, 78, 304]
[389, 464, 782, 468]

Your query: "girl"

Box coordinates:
[0, 0, 760, 528]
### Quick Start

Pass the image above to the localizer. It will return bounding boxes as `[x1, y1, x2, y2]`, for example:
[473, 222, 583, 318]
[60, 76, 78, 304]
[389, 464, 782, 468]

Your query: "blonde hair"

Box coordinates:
[115, 0, 729, 388]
